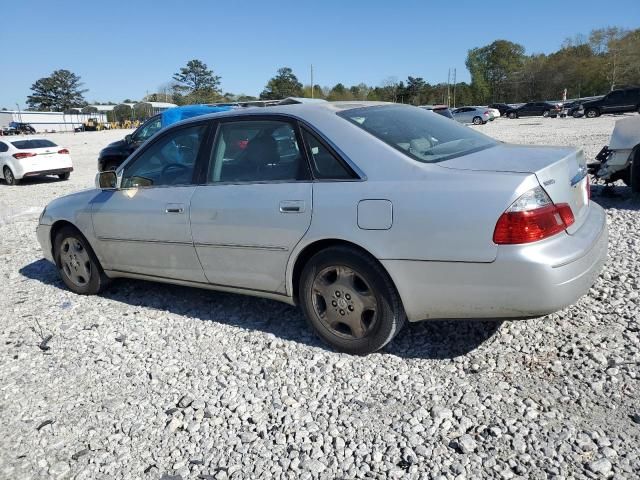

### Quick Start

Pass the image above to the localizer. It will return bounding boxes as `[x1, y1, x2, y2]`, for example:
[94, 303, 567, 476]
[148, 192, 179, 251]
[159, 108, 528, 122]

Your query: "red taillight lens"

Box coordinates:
[493, 187, 574, 245]
[484, 111, 490, 115]
[12, 152, 36, 159]
[586, 175, 591, 201]
[58, 149, 69, 154]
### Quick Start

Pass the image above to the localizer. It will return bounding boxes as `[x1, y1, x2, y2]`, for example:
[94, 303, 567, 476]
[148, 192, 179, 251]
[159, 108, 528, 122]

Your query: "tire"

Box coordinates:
[585, 108, 599, 118]
[54, 226, 109, 295]
[631, 149, 640, 195]
[3, 166, 18, 185]
[472, 116, 482, 125]
[507, 112, 517, 119]
[58, 172, 70, 180]
[542, 110, 550, 118]
[299, 246, 407, 354]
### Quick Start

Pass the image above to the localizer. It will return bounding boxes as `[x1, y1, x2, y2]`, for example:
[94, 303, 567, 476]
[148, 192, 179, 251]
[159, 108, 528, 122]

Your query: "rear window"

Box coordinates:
[337, 105, 496, 163]
[11, 139, 57, 149]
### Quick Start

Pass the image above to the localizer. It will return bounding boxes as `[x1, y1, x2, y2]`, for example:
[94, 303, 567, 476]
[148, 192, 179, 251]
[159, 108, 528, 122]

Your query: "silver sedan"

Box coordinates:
[452, 106, 492, 124]
[36, 102, 608, 354]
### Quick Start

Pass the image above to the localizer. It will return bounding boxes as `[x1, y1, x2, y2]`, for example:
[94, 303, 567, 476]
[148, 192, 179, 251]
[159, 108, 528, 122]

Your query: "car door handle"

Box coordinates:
[165, 203, 184, 214]
[279, 200, 305, 213]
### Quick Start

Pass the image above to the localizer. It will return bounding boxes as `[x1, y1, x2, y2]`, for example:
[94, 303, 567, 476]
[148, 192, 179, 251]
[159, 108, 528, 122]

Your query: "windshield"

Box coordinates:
[11, 139, 57, 149]
[337, 105, 496, 163]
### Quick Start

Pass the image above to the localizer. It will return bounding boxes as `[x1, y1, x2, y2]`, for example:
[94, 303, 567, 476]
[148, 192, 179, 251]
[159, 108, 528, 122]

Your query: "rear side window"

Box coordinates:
[208, 120, 309, 183]
[301, 128, 354, 180]
[338, 105, 496, 163]
[11, 139, 57, 149]
[0, 142, 8, 153]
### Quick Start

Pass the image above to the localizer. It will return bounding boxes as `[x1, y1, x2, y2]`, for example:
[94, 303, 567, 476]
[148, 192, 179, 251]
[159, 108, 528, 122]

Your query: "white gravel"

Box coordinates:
[1, 117, 639, 479]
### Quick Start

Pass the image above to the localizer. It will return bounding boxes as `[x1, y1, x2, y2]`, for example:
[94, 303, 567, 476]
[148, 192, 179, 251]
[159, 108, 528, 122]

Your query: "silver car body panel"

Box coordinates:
[37, 102, 608, 323]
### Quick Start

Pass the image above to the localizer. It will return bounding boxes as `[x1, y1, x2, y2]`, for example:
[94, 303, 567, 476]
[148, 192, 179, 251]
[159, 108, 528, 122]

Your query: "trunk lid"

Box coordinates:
[439, 144, 590, 234]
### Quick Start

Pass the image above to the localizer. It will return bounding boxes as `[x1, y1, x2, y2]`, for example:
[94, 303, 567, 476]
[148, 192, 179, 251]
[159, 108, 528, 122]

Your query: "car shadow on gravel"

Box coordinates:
[591, 185, 640, 211]
[20, 258, 503, 359]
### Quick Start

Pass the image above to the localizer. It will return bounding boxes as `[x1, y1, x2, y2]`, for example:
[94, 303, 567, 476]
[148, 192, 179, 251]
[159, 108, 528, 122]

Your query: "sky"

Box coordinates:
[1, 0, 639, 108]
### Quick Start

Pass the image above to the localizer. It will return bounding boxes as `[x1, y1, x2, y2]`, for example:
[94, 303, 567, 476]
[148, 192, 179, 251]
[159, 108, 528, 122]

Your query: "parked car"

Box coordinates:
[560, 100, 586, 118]
[7, 122, 36, 134]
[482, 106, 501, 119]
[505, 102, 562, 119]
[37, 102, 607, 354]
[587, 115, 640, 193]
[0, 138, 73, 185]
[451, 106, 491, 124]
[488, 103, 511, 116]
[97, 115, 162, 172]
[420, 104, 454, 119]
[581, 87, 640, 118]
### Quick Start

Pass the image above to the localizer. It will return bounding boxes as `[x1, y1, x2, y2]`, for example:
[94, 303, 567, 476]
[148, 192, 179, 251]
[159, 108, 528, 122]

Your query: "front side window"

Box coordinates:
[301, 129, 354, 179]
[133, 116, 162, 142]
[122, 124, 207, 188]
[0, 142, 8, 153]
[208, 120, 309, 183]
[338, 105, 497, 163]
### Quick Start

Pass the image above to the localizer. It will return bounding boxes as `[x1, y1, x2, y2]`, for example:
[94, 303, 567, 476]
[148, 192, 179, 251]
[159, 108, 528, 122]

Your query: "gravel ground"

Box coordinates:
[1, 116, 639, 479]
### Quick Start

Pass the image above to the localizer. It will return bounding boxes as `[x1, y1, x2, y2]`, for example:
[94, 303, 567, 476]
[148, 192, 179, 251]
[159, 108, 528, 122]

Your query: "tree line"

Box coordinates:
[21, 26, 640, 114]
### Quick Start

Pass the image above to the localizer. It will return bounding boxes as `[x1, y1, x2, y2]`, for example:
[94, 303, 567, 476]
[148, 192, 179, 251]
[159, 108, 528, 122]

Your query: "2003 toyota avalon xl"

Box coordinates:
[36, 102, 608, 354]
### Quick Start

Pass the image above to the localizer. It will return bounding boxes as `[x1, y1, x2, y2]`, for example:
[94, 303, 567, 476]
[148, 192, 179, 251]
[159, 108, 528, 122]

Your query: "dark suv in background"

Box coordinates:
[97, 115, 162, 171]
[581, 87, 640, 118]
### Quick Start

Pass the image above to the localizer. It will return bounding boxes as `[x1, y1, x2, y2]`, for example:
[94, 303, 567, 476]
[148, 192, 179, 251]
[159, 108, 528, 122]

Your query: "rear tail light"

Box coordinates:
[12, 152, 36, 159]
[58, 149, 69, 154]
[493, 186, 575, 245]
[586, 175, 591, 201]
[484, 111, 490, 115]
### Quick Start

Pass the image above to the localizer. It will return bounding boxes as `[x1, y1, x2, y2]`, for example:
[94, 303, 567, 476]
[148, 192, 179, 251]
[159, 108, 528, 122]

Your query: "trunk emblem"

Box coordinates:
[543, 179, 555, 186]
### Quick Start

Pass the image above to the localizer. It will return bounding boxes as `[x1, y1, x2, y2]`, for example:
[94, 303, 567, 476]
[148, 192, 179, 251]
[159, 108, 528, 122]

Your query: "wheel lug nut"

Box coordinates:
[335, 291, 341, 297]
[332, 300, 337, 307]
[345, 293, 351, 300]
[348, 305, 354, 311]
[340, 309, 345, 316]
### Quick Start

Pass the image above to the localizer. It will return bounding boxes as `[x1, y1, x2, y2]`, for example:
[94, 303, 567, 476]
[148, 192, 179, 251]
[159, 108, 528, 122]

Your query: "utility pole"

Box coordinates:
[447, 69, 451, 107]
[310, 64, 314, 99]
[452, 68, 457, 108]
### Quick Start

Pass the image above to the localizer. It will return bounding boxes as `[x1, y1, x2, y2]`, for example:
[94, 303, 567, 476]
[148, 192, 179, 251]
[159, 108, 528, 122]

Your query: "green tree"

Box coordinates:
[26, 69, 88, 111]
[173, 59, 222, 104]
[260, 67, 303, 100]
[466, 40, 525, 103]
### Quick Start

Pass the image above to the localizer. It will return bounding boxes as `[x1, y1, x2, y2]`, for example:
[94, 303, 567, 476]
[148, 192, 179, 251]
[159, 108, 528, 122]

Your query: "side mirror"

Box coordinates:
[96, 170, 118, 189]
[125, 134, 133, 143]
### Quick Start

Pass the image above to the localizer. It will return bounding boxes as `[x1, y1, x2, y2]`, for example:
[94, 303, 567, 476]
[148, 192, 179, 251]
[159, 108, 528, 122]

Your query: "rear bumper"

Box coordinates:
[22, 167, 73, 178]
[383, 202, 608, 322]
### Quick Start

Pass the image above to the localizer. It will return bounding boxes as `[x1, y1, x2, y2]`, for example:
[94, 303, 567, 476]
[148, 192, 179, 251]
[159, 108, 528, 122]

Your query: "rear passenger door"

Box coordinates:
[189, 116, 313, 293]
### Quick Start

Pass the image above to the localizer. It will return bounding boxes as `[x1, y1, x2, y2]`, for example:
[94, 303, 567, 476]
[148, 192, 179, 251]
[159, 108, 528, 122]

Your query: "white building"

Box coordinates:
[0, 110, 108, 133]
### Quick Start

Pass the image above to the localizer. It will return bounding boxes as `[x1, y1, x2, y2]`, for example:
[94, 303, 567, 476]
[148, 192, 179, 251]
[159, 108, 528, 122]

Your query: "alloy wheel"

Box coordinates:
[60, 237, 92, 287]
[311, 265, 378, 339]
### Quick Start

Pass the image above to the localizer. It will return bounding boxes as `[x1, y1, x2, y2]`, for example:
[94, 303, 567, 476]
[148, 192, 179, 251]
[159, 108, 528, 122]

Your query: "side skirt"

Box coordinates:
[104, 269, 297, 306]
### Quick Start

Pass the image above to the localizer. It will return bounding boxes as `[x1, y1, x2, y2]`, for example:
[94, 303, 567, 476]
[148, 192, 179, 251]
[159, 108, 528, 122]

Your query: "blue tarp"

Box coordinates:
[161, 105, 232, 128]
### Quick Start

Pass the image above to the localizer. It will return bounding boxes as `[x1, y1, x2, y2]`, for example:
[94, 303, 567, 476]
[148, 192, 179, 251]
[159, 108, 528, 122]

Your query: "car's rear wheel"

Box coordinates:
[3, 167, 18, 185]
[585, 108, 599, 118]
[472, 116, 483, 125]
[54, 226, 109, 295]
[299, 246, 406, 354]
[58, 172, 70, 180]
[507, 112, 517, 119]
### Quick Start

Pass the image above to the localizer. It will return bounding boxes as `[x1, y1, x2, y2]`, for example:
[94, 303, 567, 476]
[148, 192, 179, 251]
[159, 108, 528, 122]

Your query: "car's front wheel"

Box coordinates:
[3, 167, 18, 185]
[54, 226, 109, 295]
[585, 108, 599, 118]
[299, 246, 406, 354]
[507, 112, 517, 119]
[58, 172, 70, 180]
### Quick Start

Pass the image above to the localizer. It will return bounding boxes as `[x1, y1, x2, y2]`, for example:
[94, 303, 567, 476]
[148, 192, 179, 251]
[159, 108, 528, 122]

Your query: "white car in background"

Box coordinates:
[483, 107, 501, 119]
[0, 137, 73, 185]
